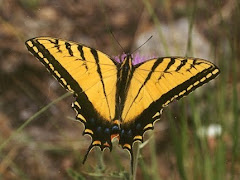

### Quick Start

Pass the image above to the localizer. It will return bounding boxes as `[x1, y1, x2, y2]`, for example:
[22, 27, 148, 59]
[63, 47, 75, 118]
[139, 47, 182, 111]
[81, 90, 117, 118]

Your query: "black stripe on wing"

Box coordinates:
[124, 58, 164, 116]
[25, 38, 82, 93]
[143, 58, 219, 110]
[90, 48, 112, 120]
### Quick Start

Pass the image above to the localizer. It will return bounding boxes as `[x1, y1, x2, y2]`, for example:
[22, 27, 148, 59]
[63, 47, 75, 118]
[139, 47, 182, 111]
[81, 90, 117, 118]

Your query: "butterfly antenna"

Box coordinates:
[131, 35, 153, 54]
[109, 30, 125, 52]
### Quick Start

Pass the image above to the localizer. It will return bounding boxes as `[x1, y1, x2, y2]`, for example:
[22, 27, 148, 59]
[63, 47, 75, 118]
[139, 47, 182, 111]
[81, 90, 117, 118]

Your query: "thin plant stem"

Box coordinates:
[142, 0, 169, 55]
[230, 39, 239, 180]
[186, 0, 197, 57]
[95, 148, 105, 172]
[149, 131, 160, 180]
[132, 142, 140, 180]
[0, 92, 71, 151]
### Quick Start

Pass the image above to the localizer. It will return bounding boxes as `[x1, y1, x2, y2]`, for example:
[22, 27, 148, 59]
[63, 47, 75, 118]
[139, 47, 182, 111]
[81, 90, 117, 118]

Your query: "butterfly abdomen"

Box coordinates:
[116, 54, 135, 120]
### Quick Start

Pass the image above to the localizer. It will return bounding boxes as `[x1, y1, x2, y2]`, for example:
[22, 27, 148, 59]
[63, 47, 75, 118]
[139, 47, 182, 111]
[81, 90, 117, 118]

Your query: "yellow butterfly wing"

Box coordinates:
[25, 37, 117, 122]
[119, 57, 220, 149]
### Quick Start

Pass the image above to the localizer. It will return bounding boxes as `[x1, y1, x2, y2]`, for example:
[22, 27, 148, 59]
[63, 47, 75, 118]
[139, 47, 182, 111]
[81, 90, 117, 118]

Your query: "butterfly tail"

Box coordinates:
[130, 149, 134, 174]
[82, 144, 94, 164]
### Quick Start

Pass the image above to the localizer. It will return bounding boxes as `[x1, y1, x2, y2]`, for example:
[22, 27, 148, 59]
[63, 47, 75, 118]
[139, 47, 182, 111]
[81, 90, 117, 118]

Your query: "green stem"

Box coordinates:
[142, 0, 169, 55]
[132, 142, 140, 180]
[0, 92, 71, 151]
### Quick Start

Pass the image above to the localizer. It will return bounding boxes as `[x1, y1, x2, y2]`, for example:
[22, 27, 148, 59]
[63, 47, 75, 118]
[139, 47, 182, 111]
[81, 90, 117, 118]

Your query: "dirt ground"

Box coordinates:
[0, 0, 239, 179]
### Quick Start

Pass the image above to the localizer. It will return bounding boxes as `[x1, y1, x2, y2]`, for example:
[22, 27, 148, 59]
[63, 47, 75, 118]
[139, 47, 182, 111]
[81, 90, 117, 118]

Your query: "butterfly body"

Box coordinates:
[25, 37, 220, 169]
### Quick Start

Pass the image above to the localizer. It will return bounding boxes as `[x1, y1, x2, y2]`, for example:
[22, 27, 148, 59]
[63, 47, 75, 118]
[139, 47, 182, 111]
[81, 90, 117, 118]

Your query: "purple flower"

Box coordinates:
[114, 53, 156, 65]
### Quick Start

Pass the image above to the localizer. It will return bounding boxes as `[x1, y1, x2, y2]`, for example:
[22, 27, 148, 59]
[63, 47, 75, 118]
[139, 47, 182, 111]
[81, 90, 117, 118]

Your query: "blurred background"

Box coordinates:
[0, 0, 239, 179]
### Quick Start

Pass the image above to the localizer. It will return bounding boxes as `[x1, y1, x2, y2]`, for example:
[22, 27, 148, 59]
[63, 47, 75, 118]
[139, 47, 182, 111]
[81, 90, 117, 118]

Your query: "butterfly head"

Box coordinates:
[114, 53, 156, 65]
[120, 53, 133, 73]
[123, 53, 133, 63]
[114, 53, 133, 64]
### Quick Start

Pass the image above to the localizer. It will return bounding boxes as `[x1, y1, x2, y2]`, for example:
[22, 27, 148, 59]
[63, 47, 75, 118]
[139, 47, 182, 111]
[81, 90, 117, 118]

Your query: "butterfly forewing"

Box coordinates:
[122, 57, 220, 123]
